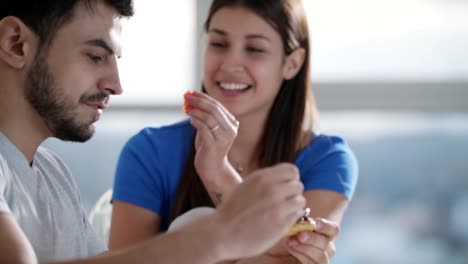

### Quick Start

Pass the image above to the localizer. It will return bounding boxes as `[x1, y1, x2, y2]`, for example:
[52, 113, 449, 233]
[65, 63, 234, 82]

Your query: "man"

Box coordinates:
[0, 0, 307, 263]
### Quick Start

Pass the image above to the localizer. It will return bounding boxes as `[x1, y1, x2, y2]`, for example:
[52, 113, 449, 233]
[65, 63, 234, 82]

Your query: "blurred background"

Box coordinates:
[44, 0, 468, 263]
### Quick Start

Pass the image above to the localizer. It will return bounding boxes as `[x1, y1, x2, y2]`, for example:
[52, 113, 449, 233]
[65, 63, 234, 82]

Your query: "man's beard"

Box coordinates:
[24, 53, 96, 142]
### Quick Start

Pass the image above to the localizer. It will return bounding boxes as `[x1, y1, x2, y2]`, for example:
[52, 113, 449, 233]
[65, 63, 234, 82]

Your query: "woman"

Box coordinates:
[110, 0, 358, 263]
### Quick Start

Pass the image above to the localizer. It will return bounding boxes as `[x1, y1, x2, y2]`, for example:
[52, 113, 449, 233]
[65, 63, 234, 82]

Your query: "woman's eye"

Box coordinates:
[247, 47, 264, 53]
[210, 42, 227, 48]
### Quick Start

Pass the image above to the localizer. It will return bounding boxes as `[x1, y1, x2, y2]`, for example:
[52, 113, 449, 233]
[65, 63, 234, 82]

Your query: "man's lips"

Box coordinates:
[81, 93, 110, 110]
[83, 101, 107, 112]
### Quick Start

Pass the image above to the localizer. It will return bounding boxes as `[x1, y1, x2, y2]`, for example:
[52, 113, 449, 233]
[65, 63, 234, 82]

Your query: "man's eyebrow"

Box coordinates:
[84, 39, 115, 55]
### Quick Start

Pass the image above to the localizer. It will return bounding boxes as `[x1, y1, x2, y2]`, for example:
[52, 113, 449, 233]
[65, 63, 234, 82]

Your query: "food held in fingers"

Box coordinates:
[285, 208, 316, 237]
[182, 91, 196, 114]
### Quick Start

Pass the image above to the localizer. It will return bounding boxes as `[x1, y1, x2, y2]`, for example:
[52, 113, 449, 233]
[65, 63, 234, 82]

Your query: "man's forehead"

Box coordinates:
[60, 2, 124, 55]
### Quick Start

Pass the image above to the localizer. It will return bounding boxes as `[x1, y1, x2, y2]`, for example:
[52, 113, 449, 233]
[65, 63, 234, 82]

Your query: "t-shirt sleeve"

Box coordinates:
[82, 208, 107, 255]
[299, 135, 359, 200]
[112, 130, 165, 215]
[0, 156, 12, 214]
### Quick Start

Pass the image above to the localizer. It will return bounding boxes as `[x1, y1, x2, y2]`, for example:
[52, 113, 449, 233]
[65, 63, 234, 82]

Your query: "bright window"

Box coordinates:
[113, 1, 468, 106]
[114, 1, 196, 106]
[304, 0, 468, 82]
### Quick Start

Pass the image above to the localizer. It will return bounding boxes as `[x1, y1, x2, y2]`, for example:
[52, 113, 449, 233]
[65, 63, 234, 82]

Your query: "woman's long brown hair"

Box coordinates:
[169, 0, 317, 223]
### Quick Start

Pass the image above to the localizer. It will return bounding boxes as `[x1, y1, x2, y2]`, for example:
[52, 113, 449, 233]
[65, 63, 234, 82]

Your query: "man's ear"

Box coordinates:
[0, 16, 37, 69]
[283, 48, 305, 80]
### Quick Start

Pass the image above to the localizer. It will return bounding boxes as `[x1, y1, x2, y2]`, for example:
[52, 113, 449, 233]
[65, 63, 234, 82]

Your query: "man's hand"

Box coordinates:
[213, 163, 306, 260]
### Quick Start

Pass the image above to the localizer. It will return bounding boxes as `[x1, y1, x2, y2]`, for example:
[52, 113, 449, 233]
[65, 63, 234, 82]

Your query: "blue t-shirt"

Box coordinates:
[112, 119, 358, 231]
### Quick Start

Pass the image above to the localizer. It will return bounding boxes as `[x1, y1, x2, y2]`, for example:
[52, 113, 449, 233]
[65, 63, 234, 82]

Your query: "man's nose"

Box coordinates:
[99, 65, 123, 95]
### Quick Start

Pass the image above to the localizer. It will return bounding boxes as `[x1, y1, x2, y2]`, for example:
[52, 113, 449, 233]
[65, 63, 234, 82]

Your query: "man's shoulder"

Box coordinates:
[0, 154, 12, 213]
[0, 153, 8, 177]
[0, 150, 12, 183]
[0, 150, 7, 165]
[0, 142, 13, 214]
[36, 146, 68, 169]
[35, 146, 78, 189]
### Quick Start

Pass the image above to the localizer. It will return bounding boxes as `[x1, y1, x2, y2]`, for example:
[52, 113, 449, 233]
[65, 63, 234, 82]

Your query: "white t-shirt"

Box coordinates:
[0, 133, 106, 262]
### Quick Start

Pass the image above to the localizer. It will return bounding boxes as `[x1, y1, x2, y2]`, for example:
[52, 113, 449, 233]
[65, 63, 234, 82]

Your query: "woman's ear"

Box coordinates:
[0, 16, 37, 69]
[283, 48, 305, 80]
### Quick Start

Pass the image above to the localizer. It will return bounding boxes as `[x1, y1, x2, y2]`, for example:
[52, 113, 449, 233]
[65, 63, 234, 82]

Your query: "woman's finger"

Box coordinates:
[190, 91, 238, 125]
[190, 116, 215, 143]
[295, 232, 329, 251]
[288, 243, 330, 264]
[326, 241, 336, 258]
[287, 247, 314, 264]
[313, 218, 340, 240]
[186, 92, 238, 130]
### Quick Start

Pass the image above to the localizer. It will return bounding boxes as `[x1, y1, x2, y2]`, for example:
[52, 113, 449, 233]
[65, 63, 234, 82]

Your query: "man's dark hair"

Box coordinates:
[0, 0, 134, 47]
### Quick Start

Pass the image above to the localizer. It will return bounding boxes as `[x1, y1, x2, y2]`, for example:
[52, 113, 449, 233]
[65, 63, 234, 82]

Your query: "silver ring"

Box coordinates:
[209, 124, 220, 133]
[303, 208, 310, 218]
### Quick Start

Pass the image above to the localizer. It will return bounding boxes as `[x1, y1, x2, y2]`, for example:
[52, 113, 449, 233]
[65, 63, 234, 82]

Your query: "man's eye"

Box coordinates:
[88, 54, 104, 62]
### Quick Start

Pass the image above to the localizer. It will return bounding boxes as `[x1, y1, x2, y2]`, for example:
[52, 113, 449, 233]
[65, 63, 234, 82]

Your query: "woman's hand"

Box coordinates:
[184, 91, 242, 203]
[234, 218, 339, 264]
[284, 218, 340, 264]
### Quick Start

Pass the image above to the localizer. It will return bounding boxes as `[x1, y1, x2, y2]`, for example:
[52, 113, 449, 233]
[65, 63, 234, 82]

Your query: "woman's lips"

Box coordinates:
[216, 81, 252, 96]
[218, 82, 250, 91]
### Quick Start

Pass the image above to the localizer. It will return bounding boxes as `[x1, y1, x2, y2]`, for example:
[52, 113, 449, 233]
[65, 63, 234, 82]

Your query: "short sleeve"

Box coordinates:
[83, 208, 107, 255]
[112, 129, 165, 215]
[297, 135, 359, 200]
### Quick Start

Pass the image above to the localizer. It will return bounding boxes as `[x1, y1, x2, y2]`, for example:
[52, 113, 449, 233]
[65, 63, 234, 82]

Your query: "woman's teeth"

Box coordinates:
[219, 82, 249, 91]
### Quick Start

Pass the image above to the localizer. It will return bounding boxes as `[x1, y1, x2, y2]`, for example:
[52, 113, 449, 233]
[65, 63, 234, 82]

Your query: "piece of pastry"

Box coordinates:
[285, 208, 316, 237]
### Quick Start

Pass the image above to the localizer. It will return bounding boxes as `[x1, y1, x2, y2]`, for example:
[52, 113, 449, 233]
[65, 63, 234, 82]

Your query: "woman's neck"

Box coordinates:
[228, 112, 267, 175]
